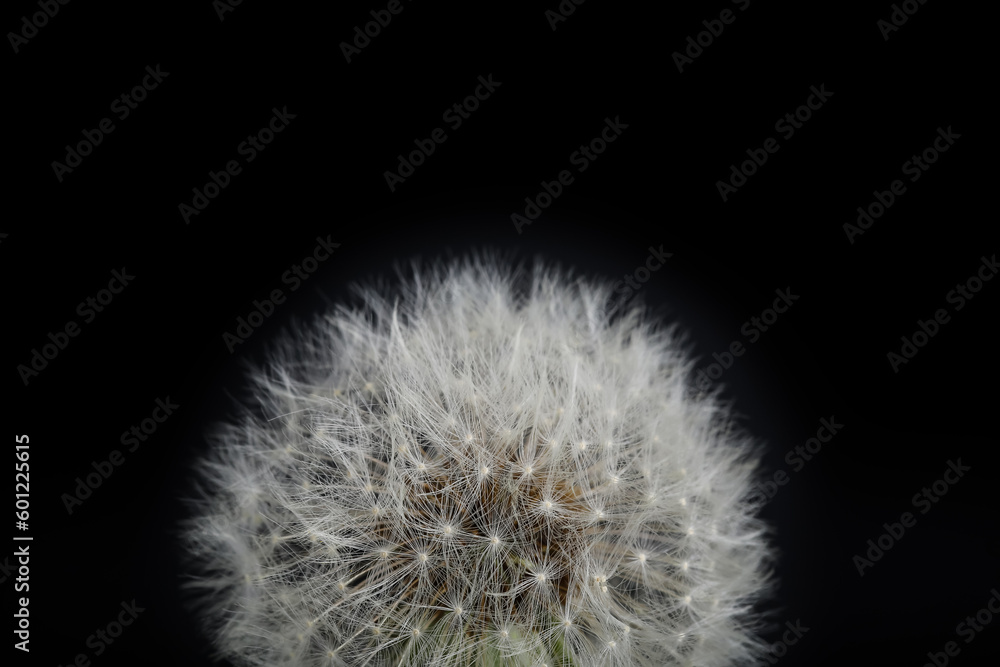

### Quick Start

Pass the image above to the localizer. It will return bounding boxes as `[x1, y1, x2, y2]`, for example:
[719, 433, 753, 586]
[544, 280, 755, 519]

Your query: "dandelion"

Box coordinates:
[181, 254, 775, 666]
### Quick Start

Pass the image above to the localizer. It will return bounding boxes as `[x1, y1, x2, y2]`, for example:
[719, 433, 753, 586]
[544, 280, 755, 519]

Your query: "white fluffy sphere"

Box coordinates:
[183, 256, 774, 666]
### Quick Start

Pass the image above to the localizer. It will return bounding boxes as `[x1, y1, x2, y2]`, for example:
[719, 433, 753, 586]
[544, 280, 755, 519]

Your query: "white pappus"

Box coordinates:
[181, 254, 776, 666]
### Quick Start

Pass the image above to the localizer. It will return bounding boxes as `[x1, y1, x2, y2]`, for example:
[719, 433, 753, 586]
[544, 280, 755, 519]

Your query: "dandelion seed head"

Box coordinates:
[182, 255, 774, 666]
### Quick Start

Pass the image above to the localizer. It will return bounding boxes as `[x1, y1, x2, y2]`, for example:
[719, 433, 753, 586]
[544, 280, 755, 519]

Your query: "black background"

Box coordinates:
[5, 1, 997, 666]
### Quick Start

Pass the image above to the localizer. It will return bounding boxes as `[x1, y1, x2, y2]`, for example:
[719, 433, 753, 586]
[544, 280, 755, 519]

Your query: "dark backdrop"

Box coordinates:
[6, 1, 996, 666]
